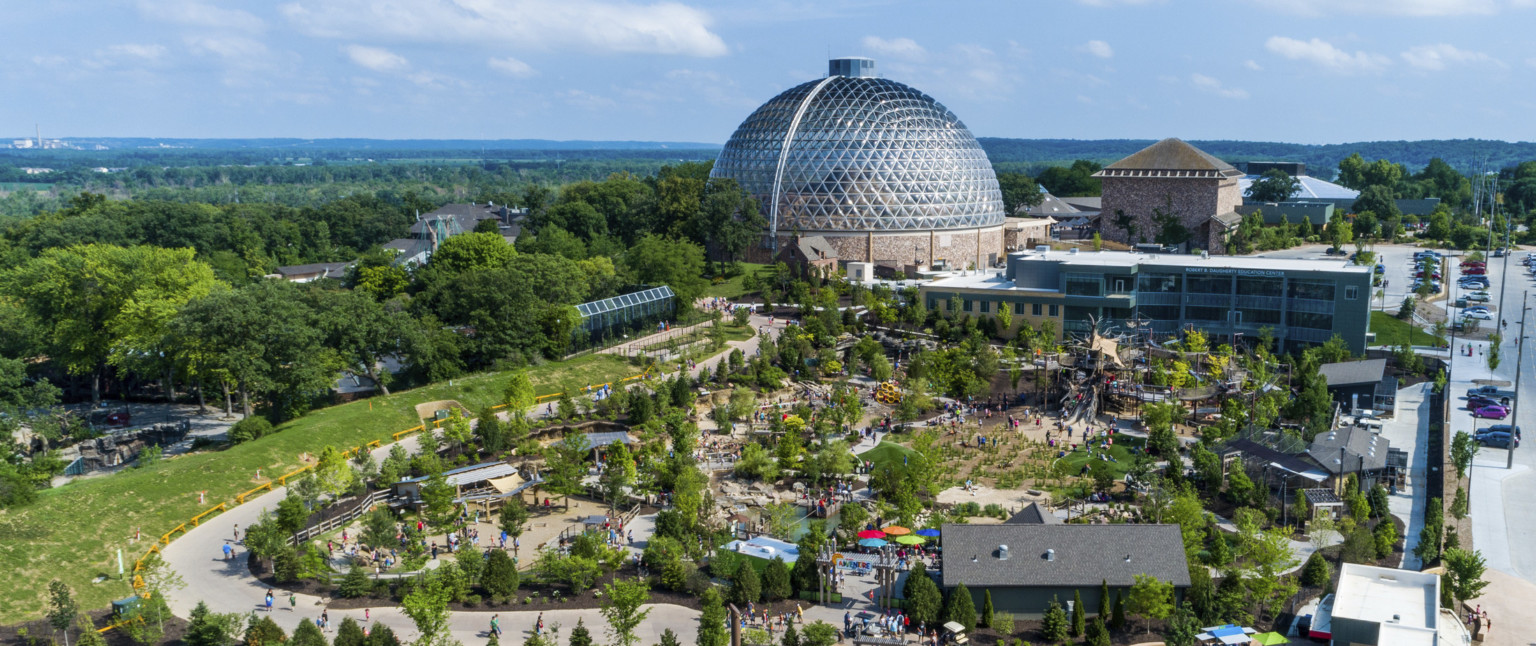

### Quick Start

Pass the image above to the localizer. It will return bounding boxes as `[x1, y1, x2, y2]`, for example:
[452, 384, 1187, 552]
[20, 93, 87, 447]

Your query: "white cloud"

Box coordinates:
[1082, 40, 1114, 59]
[136, 0, 266, 32]
[281, 0, 728, 57]
[1401, 43, 1500, 70]
[1250, 0, 1506, 15]
[1264, 36, 1390, 73]
[1244, 59, 1263, 71]
[344, 45, 409, 72]
[488, 57, 537, 79]
[185, 36, 269, 59]
[862, 36, 926, 61]
[102, 44, 168, 61]
[1190, 73, 1248, 99]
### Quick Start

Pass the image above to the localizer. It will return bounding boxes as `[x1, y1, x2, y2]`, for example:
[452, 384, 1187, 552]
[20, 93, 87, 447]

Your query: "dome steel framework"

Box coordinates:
[711, 68, 1005, 243]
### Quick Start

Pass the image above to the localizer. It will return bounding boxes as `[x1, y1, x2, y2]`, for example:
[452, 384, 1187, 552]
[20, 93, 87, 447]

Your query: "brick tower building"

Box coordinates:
[1092, 138, 1243, 254]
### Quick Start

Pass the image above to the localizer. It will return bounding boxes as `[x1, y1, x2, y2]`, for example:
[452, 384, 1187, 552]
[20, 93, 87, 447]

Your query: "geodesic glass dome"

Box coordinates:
[711, 60, 1005, 238]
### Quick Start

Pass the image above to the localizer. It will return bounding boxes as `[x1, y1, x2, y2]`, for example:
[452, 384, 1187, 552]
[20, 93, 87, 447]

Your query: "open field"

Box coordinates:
[0, 353, 636, 622]
[1370, 311, 1439, 347]
[702, 263, 768, 299]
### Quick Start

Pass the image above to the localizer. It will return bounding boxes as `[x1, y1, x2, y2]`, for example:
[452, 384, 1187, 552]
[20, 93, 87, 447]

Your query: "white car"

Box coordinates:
[1465, 292, 1491, 302]
[1464, 310, 1494, 320]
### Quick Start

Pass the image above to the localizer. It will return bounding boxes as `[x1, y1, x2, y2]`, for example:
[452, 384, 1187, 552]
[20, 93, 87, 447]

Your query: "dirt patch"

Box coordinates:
[414, 400, 472, 424]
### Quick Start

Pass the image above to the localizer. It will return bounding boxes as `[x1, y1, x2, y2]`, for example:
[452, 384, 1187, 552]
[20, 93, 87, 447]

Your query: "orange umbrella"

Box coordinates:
[882, 525, 912, 536]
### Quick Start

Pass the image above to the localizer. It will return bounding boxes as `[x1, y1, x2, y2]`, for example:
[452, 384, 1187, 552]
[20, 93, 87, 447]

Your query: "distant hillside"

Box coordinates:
[977, 138, 1536, 177]
[21, 137, 720, 151]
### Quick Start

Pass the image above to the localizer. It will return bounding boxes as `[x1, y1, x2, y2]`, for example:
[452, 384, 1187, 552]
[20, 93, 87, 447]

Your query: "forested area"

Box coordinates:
[0, 158, 763, 508]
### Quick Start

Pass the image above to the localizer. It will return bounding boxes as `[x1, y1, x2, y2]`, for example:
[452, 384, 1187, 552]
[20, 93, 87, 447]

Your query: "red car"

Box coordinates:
[1462, 261, 1485, 268]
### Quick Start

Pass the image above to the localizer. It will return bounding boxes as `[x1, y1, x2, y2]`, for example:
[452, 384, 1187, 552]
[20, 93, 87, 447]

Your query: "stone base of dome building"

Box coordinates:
[755, 227, 1005, 271]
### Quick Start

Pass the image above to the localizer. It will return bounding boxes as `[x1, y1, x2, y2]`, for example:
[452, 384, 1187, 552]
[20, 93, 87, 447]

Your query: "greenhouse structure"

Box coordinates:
[572, 285, 677, 348]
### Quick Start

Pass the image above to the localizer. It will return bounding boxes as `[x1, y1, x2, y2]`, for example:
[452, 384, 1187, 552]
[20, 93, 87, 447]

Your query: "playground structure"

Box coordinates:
[873, 381, 902, 404]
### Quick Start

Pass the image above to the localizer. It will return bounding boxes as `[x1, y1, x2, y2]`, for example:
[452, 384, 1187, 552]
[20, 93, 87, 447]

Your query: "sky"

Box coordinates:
[5, 0, 1536, 144]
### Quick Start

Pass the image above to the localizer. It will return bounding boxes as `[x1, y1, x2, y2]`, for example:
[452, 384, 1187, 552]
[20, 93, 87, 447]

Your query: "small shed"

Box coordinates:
[1317, 359, 1392, 414]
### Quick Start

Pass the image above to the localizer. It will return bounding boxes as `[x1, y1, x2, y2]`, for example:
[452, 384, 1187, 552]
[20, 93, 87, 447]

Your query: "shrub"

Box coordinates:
[1300, 551, 1330, 587]
[229, 416, 274, 444]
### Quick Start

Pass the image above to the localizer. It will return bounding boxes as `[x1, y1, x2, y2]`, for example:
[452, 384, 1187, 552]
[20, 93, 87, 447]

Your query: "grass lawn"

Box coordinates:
[1370, 311, 1438, 347]
[1052, 434, 1145, 481]
[0, 353, 636, 622]
[703, 262, 769, 299]
[859, 441, 920, 470]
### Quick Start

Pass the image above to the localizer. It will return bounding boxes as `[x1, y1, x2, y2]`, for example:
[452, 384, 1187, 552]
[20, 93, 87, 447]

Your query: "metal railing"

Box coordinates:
[291, 489, 394, 545]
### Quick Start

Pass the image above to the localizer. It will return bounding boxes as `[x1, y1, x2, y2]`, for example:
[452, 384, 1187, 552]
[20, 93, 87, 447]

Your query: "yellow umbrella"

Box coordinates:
[882, 525, 911, 536]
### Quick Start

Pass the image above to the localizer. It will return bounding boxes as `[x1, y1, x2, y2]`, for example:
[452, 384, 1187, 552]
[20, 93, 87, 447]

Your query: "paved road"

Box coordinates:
[1436, 248, 1536, 584]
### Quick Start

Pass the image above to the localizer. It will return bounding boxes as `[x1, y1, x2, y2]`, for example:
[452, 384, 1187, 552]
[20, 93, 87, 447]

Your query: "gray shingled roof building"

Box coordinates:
[939, 523, 1189, 617]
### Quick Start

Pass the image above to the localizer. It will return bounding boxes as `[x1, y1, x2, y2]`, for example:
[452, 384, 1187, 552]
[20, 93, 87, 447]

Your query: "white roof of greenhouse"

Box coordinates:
[575, 286, 675, 319]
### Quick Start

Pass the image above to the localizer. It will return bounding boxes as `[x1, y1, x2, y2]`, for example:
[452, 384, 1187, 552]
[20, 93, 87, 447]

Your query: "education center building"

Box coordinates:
[919, 248, 1373, 354]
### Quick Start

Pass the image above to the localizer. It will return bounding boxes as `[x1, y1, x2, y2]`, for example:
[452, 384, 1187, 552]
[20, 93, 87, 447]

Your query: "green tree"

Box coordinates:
[484, 549, 521, 600]
[184, 601, 228, 646]
[1442, 548, 1490, 608]
[1245, 169, 1301, 203]
[47, 579, 78, 646]
[1451, 431, 1478, 480]
[338, 564, 372, 598]
[625, 235, 709, 304]
[569, 620, 594, 646]
[505, 371, 536, 413]
[731, 560, 762, 604]
[697, 588, 729, 646]
[401, 568, 453, 646]
[1070, 589, 1085, 637]
[1451, 486, 1468, 520]
[430, 231, 516, 275]
[600, 578, 652, 646]
[544, 432, 591, 507]
[905, 566, 944, 626]
[763, 557, 793, 601]
[291, 618, 328, 646]
[244, 616, 287, 646]
[1126, 574, 1173, 635]
[944, 583, 977, 632]
[1300, 551, 1330, 587]
[420, 467, 457, 531]
[333, 619, 366, 646]
[1039, 599, 1069, 643]
[1373, 516, 1399, 559]
[799, 623, 837, 646]
[500, 498, 530, 548]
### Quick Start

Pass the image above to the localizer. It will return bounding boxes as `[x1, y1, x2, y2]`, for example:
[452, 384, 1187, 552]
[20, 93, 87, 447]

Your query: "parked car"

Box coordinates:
[1481, 424, 1522, 440]
[1470, 385, 1516, 398]
[1473, 404, 1510, 419]
[1375, 265, 1386, 274]
[1468, 395, 1500, 409]
[1478, 433, 1519, 449]
[1464, 310, 1493, 320]
[1417, 271, 1444, 280]
[1494, 248, 1507, 257]
[1465, 292, 1491, 302]
[1461, 280, 1491, 289]
[1462, 268, 1486, 276]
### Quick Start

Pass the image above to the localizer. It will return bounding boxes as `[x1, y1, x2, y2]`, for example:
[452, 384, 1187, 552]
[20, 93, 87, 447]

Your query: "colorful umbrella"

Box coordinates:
[857, 530, 887, 539]
[881, 525, 912, 536]
[915, 528, 941, 537]
[894, 535, 925, 545]
[858, 538, 888, 548]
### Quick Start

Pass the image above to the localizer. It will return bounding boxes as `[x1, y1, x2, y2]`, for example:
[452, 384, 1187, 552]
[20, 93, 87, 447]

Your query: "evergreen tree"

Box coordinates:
[763, 557, 793, 601]
[1206, 527, 1232, 567]
[366, 624, 399, 646]
[568, 619, 594, 646]
[338, 564, 371, 598]
[980, 590, 994, 629]
[905, 569, 944, 627]
[245, 617, 287, 646]
[698, 588, 729, 646]
[792, 536, 822, 595]
[780, 623, 799, 646]
[484, 549, 521, 600]
[1099, 580, 1110, 619]
[291, 619, 328, 646]
[732, 563, 762, 604]
[1039, 599, 1069, 643]
[334, 619, 366, 646]
[1111, 590, 1126, 631]
[943, 583, 977, 632]
[1084, 617, 1111, 646]
[1070, 589, 1085, 637]
[184, 601, 224, 646]
[1301, 551, 1331, 587]
[659, 630, 681, 646]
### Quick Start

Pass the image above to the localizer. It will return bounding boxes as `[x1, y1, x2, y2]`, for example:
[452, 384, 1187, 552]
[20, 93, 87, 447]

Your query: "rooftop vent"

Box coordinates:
[998, 544, 1010, 560]
[1046, 548, 1055, 562]
[1124, 554, 1132, 562]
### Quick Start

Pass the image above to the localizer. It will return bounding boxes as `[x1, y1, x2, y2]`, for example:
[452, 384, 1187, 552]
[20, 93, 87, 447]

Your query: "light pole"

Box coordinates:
[1508, 292, 1528, 470]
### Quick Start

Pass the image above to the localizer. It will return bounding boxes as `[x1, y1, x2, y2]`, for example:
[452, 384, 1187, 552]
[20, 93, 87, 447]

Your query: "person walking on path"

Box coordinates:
[289, 593, 297, 611]
[264, 590, 273, 612]
[222, 543, 232, 560]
